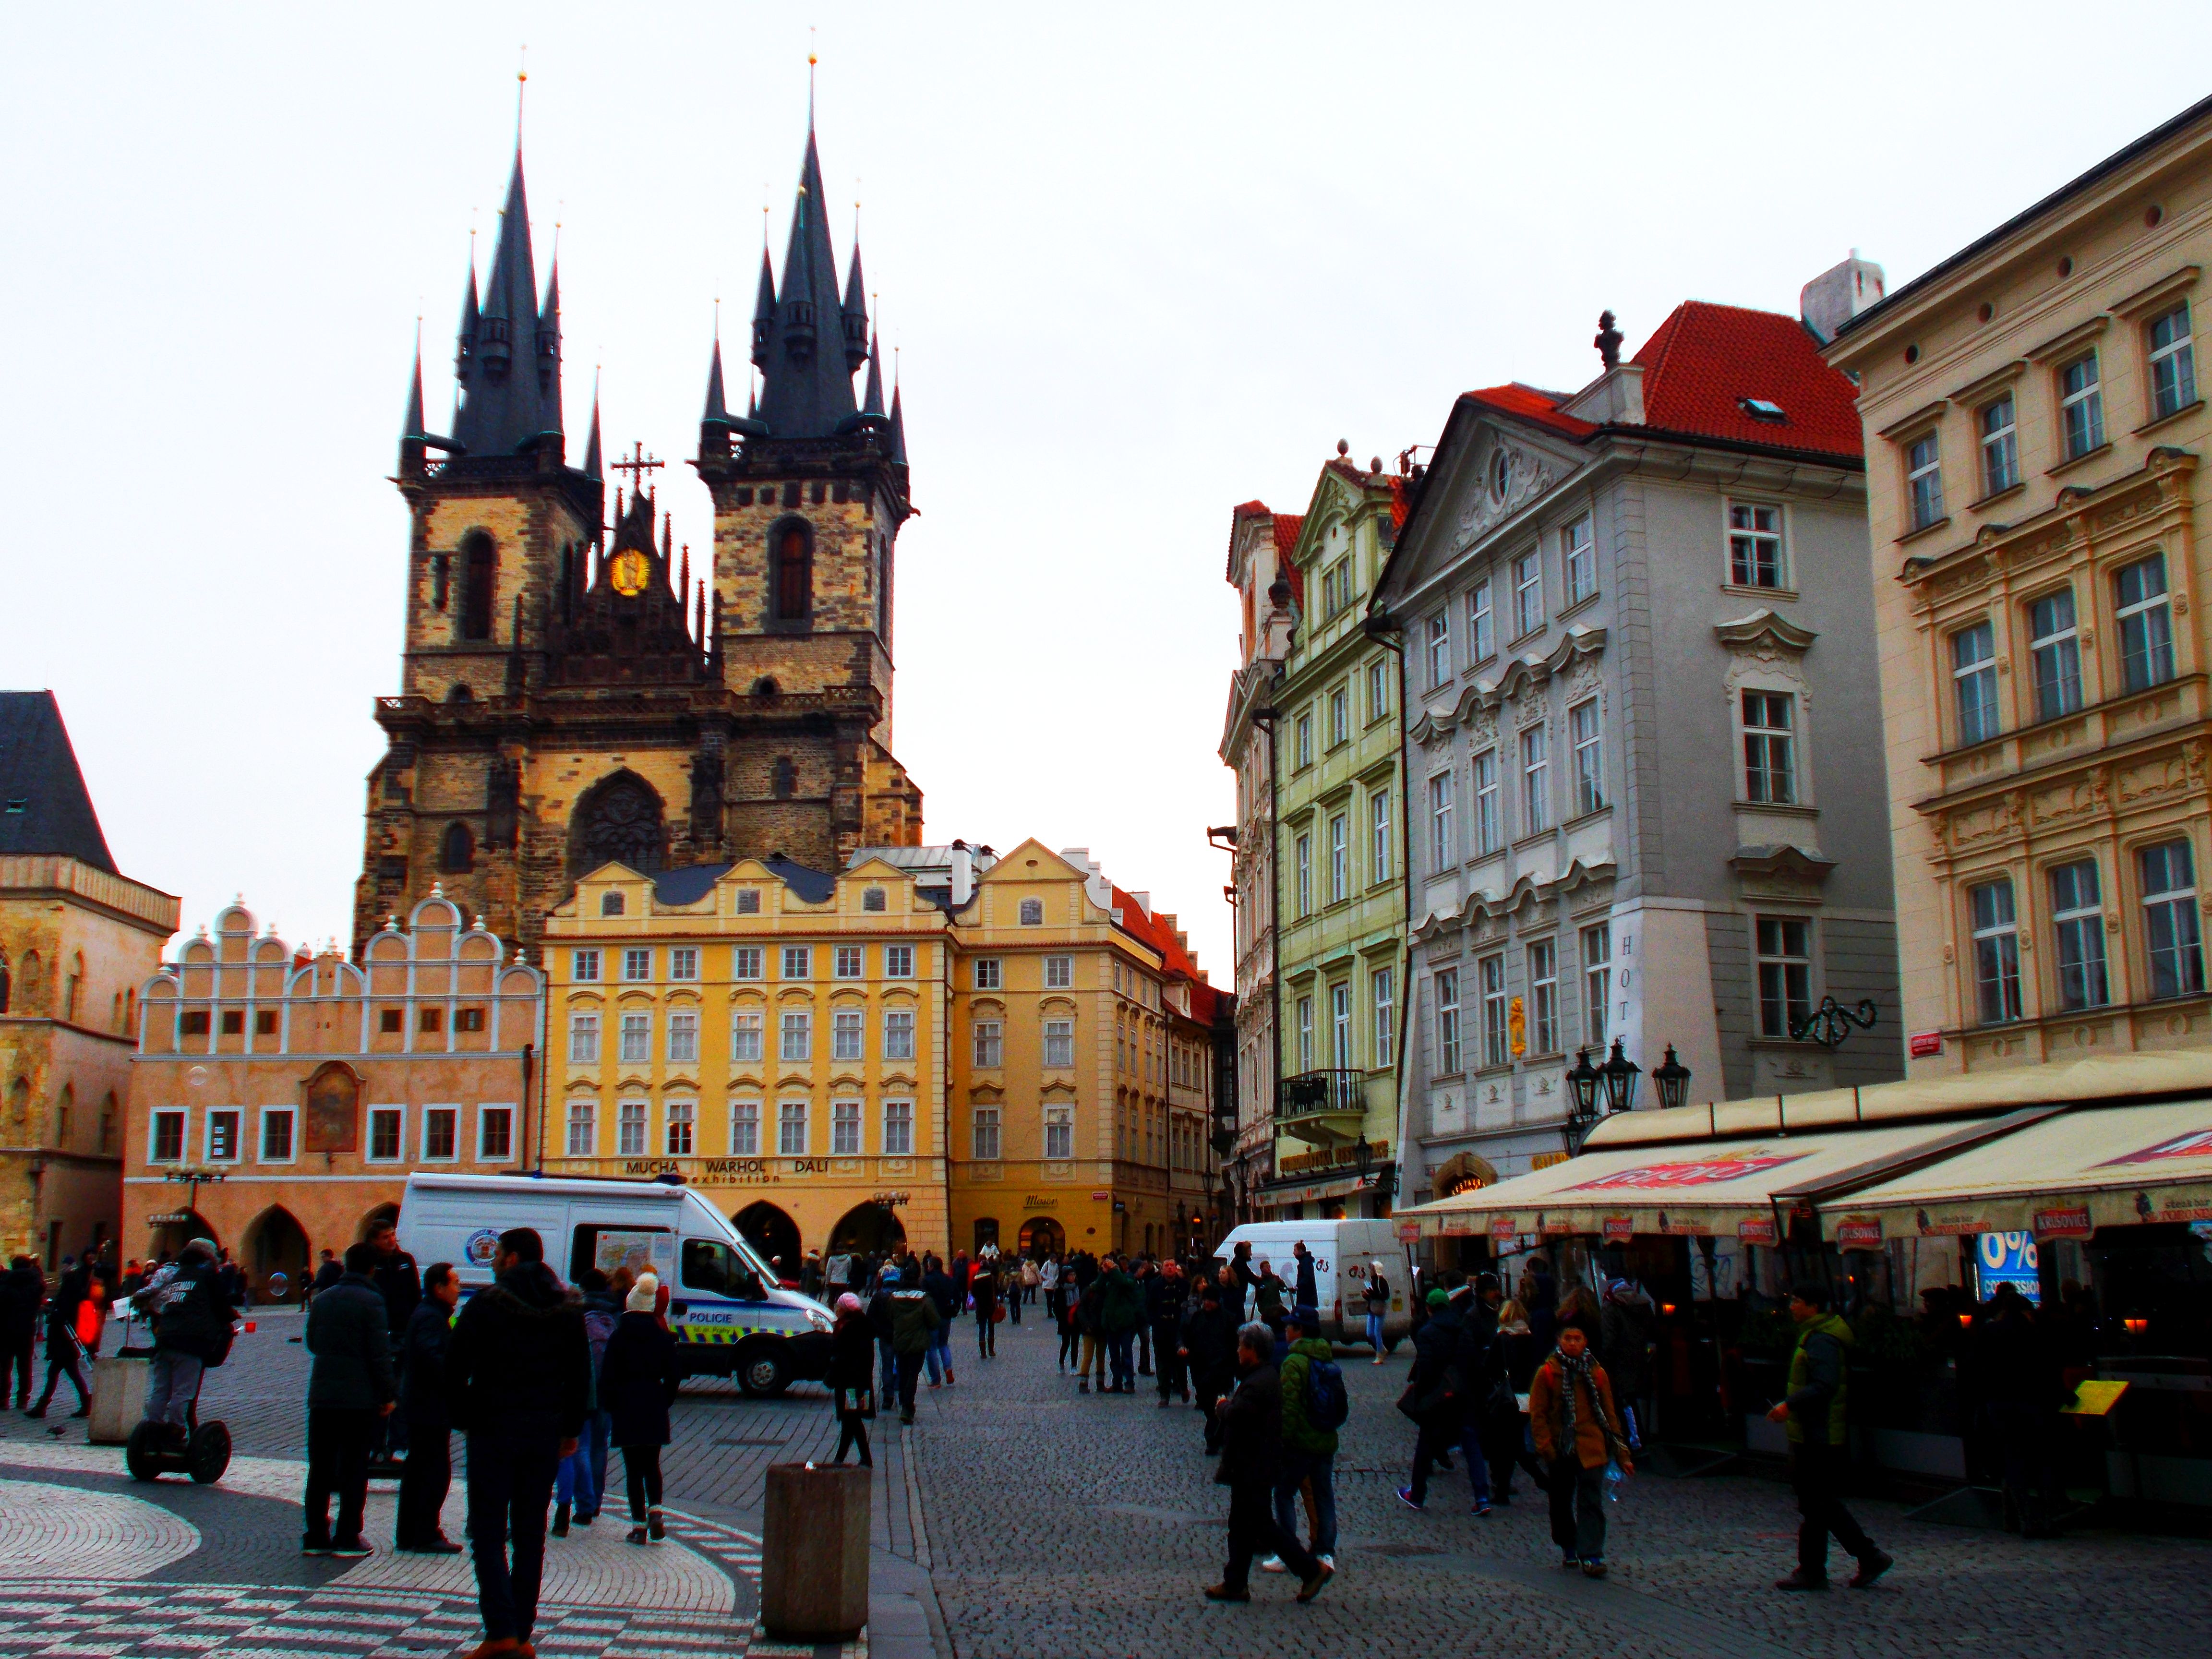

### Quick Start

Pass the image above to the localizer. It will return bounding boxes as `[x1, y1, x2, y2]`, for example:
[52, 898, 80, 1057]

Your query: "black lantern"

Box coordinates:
[1599, 1037, 1642, 1115]
[1565, 1047, 1600, 1117]
[1652, 1044, 1692, 1112]
[1352, 1135, 1373, 1178]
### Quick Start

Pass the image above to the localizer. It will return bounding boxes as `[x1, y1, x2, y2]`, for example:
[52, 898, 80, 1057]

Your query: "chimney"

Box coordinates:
[1800, 250, 1887, 346]
[949, 840, 975, 908]
[1130, 891, 1152, 917]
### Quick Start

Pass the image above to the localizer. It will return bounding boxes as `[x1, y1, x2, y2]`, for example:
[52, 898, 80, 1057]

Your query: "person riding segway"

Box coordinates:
[124, 1237, 240, 1484]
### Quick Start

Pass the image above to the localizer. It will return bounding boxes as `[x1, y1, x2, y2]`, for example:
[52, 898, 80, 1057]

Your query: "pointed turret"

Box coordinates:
[703, 336, 730, 425]
[860, 333, 886, 420]
[582, 375, 602, 481]
[452, 148, 561, 459]
[840, 245, 869, 373]
[887, 383, 908, 466]
[754, 126, 860, 440]
[399, 333, 429, 474]
[454, 261, 480, 383]
[749, 248, 777, 370]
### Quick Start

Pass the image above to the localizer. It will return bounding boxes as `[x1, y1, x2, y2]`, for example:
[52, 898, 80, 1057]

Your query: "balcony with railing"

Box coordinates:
[1275, 1069, 1369, 1146]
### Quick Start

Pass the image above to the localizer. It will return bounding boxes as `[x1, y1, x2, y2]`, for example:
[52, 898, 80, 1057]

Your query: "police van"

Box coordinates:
[397, 1172, 834, 1397]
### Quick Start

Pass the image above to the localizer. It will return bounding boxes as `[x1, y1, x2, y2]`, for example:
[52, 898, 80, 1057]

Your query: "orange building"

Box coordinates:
[128, 892, 542, 1295]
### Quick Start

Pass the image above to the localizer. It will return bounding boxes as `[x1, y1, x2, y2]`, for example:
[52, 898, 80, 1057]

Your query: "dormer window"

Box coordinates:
[1739, 397, 1786, 422]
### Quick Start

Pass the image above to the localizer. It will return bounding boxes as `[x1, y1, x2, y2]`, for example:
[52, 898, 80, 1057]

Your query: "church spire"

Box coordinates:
[888, 381, 907, 466]
[840, 243, 869, 374]
[754, 123, 860, 440]
[582, 371, 602, 480]
[451, 145, 561, 459]
[748, 247, 776, 371]
[703, 332, 730, 425]
[860, 332, 886, 421]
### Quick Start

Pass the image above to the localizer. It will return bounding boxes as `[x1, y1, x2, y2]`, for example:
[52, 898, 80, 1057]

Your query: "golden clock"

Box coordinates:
[609, 548, 650, 597]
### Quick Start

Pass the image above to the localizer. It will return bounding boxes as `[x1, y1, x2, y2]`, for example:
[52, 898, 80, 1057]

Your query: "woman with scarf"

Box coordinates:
[1527, 1322, 1630, 1577]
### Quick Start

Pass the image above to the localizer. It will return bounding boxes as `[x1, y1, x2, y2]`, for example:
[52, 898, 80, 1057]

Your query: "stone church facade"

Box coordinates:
[355, 120, 922, 960]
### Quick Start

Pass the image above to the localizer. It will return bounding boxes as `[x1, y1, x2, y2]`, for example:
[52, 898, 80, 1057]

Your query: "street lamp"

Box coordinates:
[1599, 1037, 1642, 1115]
[1652, 1045, 1693, 1113]
[1563, 1048, 1602, 1157]
[1352, 1135, 1372, 1179]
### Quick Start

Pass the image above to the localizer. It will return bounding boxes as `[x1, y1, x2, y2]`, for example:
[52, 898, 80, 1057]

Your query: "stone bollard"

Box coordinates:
[88, 1354, 151, 1446]
[759, 1461, 869, 1641]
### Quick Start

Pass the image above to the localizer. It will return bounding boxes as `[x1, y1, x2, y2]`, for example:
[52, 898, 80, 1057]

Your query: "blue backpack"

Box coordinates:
[1306, 1354, 1349, 1431]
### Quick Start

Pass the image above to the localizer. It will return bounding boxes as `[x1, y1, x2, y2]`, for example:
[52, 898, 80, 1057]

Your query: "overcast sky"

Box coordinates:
[2, 5, 2201, 978]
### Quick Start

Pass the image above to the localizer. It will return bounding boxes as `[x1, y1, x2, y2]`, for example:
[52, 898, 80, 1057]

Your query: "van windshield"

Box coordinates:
[725, 1231, 778, 1285]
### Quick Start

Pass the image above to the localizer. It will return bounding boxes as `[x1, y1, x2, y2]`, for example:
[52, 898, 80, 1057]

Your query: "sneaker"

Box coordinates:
[420, 1535, 464, 1554]
[330, 1538, 372, 1559]
[1774, 1569, 1828, 1591]
[1581, 1559, 1607, 1578]
[1560, 1553, 1581, 1570]
[22, 1405, 44, 1419]
[1850, 1549, 1894, 1590]
[1318, 1553, 1334, 1571]
[1078, 1382, 1089, 1394]
[551, 1503, 570, 1539]
[574, 1513, 595, 1528]
[1472, 1501, 1492, 1517]
[1259, 1554, 1286, 1574]
[647, 1509, 665, 1543]
[1295, 1562, 1334, 1604]
[625, 1526, 649, 1546]
[301, 1538, 334, 1557]
[1395, 1488, 1424, 1511]
[1202, 1583, 1250, 1602]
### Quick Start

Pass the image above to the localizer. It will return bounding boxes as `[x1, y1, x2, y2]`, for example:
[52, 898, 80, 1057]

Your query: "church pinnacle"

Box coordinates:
[449, 147, 564, 459]
[743, 123, 870, 441]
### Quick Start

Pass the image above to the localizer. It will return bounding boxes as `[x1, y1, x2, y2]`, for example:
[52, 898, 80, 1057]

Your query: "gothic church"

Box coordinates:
[354, 116, 922, 958]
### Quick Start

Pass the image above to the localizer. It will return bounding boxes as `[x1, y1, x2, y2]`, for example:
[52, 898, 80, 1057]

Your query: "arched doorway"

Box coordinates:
[242, 1205, 311, 1302]
[829, 1201, 906, 1259]
[358, 1201, 400, 1242]
[147, 1208, 215, 1262]
[973, 1217, 1000, 1255]
[733, 1202, 802, 1278]
[1017, 1216, 1065, 1260]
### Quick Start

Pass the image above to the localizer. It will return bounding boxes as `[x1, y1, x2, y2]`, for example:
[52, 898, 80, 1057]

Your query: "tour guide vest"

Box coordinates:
[1785, 1311, 1853, 1444]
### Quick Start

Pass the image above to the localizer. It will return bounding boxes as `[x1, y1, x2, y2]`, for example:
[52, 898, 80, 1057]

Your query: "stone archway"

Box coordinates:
[733, 1201, 802, 1276]
[242, 1205, 311, 1302]
[569, 770, 667, 877]
[358, 1201, 401, 1243]
[829, 1202, 906, 1259]
[1017, 1216, 1066, 1260]
[147, 1208, 215, 1262]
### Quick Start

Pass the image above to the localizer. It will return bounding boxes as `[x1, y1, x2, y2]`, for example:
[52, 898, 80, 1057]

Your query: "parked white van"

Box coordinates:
[1212, 1219, 1413, 1350]
[398, 1172, 835, 1396]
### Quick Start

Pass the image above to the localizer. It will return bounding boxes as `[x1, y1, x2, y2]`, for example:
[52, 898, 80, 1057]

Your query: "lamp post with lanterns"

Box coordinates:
[1563, 1039, 1691, 1156]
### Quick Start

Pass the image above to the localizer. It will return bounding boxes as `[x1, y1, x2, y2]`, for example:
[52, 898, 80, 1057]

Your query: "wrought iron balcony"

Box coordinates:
[1275, 1069, 1369, 1144]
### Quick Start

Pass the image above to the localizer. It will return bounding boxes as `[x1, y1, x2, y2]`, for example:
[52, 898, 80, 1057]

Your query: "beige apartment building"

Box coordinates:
[1827, 95, 2212, 1076]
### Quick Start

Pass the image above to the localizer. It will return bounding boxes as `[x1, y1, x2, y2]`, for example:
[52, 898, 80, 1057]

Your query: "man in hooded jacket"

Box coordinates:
[444, 1228, 591, 1659]
[1767, 1282, 1891, 1592]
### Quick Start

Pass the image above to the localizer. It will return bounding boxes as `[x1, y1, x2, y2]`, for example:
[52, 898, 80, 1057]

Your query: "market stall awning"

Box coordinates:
[1817, 1098, 2212, 1244]
[1394, 1118, 2007, 1244]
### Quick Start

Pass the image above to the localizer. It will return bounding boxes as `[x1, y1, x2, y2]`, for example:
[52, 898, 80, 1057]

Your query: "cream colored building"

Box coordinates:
[1826, 95, 2212, 1076]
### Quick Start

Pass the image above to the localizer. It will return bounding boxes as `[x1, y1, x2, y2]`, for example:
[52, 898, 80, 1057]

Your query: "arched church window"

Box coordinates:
[576, 775, 664, 875]
[772, 757, 797, 800]
[771, 521, 811, 623]
[440, 822, 475, 874]
[461, 533, 496, 641]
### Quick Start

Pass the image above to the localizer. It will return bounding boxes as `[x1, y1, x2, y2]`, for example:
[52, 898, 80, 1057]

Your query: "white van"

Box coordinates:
[398, 1172, 835, 1397]
[1212, 1219, 1413, 1350]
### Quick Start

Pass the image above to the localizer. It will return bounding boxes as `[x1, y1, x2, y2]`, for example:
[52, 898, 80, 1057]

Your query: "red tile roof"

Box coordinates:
[1632, 301, 1863, 459]
[1223, 501, 1306, 605]
[1109, 884, 1219, 1017]
[1463, 382, 1597, 439]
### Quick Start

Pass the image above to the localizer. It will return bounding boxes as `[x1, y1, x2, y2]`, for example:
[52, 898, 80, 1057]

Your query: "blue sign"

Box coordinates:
[1975, 1232, 2041, 1304]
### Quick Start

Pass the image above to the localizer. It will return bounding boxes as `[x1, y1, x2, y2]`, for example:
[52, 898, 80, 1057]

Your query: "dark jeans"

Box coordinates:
[1154, 1329, 1187, 1399]
[835, 1412, 872, 1466]
[1991, 1400, 2064, 1533]
[1480, 1410, 1535, 1499]
[1107, 1329, 1134, 1389]
[465, 1416, 562, 1644]
[975, 1311, 997, 1356]
[1791, 1441, 1875, 1577]
[1197, 1377, 1228, 1452]
[3, 1335, 31, 1402]
[1058, 1327, 1080, 1366]
[34, 1344, 89, 1411]
[304, 1406, 375, 1547]
[1008, 1292, 1022, 1325]
[1407, 1414, 1463, 1503]
[1138, 1324, 1150, 1372]
[1224, 1478, 1319, 1592]
[879, 1339, 899, 1403]
[1274, 1448, 1337, 1557]
[623, 1443, 662, 1520]
[897, 1350, 924, 1414]
[1546, 1457, 1606, 1561]
[396, 1422, 451, 1545]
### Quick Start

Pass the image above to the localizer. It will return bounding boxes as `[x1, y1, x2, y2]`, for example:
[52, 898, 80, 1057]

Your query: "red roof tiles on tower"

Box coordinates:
[1632, 301, 1863, 459]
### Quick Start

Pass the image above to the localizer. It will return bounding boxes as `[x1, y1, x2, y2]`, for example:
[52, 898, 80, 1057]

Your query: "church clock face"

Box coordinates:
[608, 548, 650, 597]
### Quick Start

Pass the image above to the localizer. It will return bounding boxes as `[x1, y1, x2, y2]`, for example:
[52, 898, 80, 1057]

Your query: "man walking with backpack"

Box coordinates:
[1270, 1305, 1345, 1573]
[124, 1238, 235, 1436]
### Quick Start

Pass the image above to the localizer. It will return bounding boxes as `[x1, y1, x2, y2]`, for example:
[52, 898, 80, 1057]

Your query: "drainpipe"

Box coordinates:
[1364, 604, 1411, 1226]
[524, 1042, 540, 1174]
[1260, 695, 1282, 1224]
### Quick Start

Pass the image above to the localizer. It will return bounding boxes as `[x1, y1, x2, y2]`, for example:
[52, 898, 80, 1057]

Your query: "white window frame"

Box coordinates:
[2140, 840, 2206, 1000]
[622, 948, 652, 983]
[567, 1010, 601, 1064]
[781, 946, 812, 981]
[1754, 916, 1813, 1039]
[205, 1107, 241, 1165]
[1367, 658, 1391, 722]
[1435, 966, 1462, 1074]
[1526, 939, 1557, 1057]
[972, 1104, 1002, 1160]
[421, 1105, 461, 1163]
[478, 1104, 516, 1163]
[1473, 748, 1499, 854]
[2028, 586, 2084, 722]
[731, 1009, 764, 1064]
[777, 1101, 808, 1156]
[1329, 981, 1352, 1070]
[1044, 954, 1072, 989]
[1520, 723, 1549, 836]
[1294, 712, 1313, 769]
[730, 1099, 761, 1156]
[572, 949, 601, 983]
[1371, 965, 1395, 1069]
[1728, 502, 1784, 588]
[667, 1008, 699, 1065]
[780, 1009, 812, 1062]
[258, 1105, 296, 1164]
[1582, 922, 1611, 1048]
[733, 946, 764, 982]
[834, 945, 864, 980]
[2116, 553, 2176, 693]
[884, 1007, 916, 1061]
[1513, 550, 1544, 637]
[2059, 352, 2105, 459]
[1741, 690, 1797, 805]
[882, 1098, 914, 1156]
[974, 958, 1002, 990]
[1427, 769, 1454, 872]
[1043, 1102, 1072, 1160]
[668, 947, 699, 982]
[1563, 515, 1596, 604]
[1019, 898, 1044, 926]
[1426, 611, 1451, 688]
[1043, 1017, 1074, 1068]
[831, 1098, 863, 1156]
[1480, 953, 1508, 1069]
[2149, 302, 2198, 421]
[365, 1105, 404, 1164]
[1980, 394, 2020, 495]
[884, 944, 914, 979]
[617, 1099, 649, 1157]
[1295, 832, 1311, 916]
[734, 888, 762, 915]
[1329, 686, 1349, 747]
[618, 1010, 651, 1066]
[974, 1018, 1003, 1069]
[1570, 697, 1603, 816]
[1295, 995, 1313, 1073]
[1369, 786, 1392, 883]
[1952, 621, 1999, 746]
[1328, 814, 1348, 903]
[1468, 579, 1494, 664]
[1907, 432, 1944, 529]
[832, 1006, 865, 1062]
[565, 1097, 596, 1157]
[2048, 858, 2110, 1011]
[1968, 878, 2022, 1025]
[662, 1099, 695, 1156]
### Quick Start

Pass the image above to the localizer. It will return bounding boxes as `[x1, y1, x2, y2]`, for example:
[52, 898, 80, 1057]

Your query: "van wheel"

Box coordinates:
[737, 1346, 790, 1399]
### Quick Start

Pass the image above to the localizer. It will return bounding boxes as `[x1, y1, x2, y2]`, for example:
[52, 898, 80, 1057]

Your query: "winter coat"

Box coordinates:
[306, 1273, 397, 1411]
[141, 1259, 236, 1362]
[1252, 1273, 1286, 1325]
[1181, 1298, 1237, 1387]
[370, 1250, 422, 1341]
[1278, 1334, 1339, 1456]
[599, 1310, 681, 1447]
[1145, 1273, 1185, 1327]
[1783, 1312, 1853, 1446]
[399, 1298, 453, 1428]
[444, 1262, 591, 1438]
[1214, 1360, 1283, 1488]
[829, 1313, 877, 1401]
[1528, 1353, 1625, 1470]
[1077, 1278, 1106, 1336]
[1406, 1306, 1465, 1423]
[1293, 1251, 1318, 1308]
[1099, 1269, 1142, 1335]
[0, 1262, 40, 1341]
[970, 1268, 1000, 1313]
[869, 1287, 942, 1356]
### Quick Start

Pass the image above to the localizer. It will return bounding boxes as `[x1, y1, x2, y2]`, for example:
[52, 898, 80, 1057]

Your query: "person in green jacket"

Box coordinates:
[869, 1269, 943, 1425]
[1269, 1306, 1338, 1570]
[1766, 1282, 1891, 1592]
[1099, 1257, 1142, 1394]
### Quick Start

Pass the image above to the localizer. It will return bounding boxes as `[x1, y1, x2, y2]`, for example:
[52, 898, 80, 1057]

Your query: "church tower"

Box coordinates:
[357, 116, 922, 962]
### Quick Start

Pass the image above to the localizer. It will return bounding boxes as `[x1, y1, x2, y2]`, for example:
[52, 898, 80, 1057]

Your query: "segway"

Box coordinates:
[119, 1306, 235, 1486]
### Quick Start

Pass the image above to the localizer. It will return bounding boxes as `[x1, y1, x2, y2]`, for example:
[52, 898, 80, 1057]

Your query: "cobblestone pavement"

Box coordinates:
[901, 1308, 2212, 1659]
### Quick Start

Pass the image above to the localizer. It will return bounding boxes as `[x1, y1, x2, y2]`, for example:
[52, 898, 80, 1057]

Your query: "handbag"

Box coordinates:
[992, 1304, 1006, 1324]
[837, 1385, 877, 1420]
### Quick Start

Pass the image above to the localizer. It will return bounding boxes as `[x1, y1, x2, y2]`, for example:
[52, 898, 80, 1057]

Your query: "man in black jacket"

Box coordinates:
[122, 1239, 232, 1433]
[366, 1218, 421, 1457]
[302, 1241, 394, 1556]
[1149, 1259, 1188, 1407]
[445, 1228, 591, 1659]
[396, 1263, 463, 1553]
[1205, 1322, 1331, 1604]
[1183, 1278, 1237, 1452]
[0, 1257, 40, 1408]
[1398, 1291, 1467, 1510]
